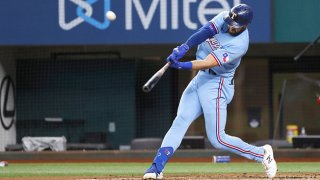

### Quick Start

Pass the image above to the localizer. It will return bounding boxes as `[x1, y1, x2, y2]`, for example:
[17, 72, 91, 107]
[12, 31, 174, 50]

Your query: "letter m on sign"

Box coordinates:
[126, 0, 167, 30]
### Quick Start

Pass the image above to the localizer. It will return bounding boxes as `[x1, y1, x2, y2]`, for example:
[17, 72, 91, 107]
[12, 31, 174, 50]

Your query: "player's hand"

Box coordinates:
[166, 44, 189, 62]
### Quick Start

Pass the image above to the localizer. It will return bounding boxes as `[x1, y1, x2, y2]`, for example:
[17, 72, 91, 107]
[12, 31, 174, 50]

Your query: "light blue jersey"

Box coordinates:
[196, 11, 249, 78]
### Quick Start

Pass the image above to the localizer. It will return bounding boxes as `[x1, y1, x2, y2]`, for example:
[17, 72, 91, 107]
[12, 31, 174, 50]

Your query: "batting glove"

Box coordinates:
[166, 44, 190, 62]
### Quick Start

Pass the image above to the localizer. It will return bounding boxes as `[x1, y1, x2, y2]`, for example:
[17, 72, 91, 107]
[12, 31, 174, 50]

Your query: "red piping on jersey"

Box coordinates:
[210, 52, 222, 66]
[215, 77, 264, 158]
[211, 22, 219, 34]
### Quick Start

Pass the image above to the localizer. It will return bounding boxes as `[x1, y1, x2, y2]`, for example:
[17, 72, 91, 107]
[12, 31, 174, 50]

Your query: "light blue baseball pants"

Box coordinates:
[161, 70, 265, 162]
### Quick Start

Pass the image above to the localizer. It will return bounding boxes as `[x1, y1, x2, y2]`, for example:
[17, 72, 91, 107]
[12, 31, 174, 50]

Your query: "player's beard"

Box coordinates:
[228, 26, 246, 36]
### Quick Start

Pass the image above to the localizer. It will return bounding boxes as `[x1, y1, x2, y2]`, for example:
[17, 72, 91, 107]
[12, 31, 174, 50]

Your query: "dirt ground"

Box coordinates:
[3, 157, 320, 179]
[2, 173, 320, 180]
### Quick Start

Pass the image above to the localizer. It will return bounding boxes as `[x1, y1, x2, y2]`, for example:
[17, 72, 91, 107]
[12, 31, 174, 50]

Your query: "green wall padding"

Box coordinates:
[275, 0, 320, 42]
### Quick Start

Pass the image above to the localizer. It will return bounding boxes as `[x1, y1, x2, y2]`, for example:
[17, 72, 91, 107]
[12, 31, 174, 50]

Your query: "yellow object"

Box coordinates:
[286, 125, 298, 143]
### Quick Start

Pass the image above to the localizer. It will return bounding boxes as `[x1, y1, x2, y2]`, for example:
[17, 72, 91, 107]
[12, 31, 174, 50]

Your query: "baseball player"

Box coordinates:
[143, 4, 277, 179]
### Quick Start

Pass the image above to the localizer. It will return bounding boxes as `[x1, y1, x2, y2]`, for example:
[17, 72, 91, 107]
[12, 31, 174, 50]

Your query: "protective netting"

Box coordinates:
[0, 51, 318, 151]
[272, 73, 320, 138]
[15, 56, 176, 149]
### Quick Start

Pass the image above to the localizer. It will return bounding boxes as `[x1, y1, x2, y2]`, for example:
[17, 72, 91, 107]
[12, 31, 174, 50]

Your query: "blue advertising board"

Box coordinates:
[0, 0, 271, 45]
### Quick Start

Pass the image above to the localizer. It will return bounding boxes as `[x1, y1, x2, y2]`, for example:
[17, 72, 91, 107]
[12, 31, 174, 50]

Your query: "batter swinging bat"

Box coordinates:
[142, 62, 171, 93]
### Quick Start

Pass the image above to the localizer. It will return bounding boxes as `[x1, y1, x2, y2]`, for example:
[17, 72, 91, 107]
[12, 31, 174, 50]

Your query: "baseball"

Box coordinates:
[106, 11, 116, 21]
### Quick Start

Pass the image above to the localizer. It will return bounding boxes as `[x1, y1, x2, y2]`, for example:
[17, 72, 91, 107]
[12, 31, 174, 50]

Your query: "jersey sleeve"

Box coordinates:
[210, 11, 228, 34]
[210, 45, 246, 66]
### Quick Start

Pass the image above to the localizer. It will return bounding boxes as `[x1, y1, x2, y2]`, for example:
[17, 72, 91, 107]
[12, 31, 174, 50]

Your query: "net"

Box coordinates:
[15, 54, 176, 149]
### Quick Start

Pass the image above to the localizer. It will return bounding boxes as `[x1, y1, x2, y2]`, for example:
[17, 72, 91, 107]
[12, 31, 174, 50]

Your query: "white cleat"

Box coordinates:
[262, 144, 278, 178]
[143, 172, 163, 179]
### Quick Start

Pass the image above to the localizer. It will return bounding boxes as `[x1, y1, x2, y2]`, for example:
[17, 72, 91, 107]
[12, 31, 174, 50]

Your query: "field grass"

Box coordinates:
[0, 162, 320, 178]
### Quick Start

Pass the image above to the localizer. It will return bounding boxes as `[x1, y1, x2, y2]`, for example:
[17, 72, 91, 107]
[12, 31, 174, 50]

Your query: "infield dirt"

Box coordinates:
[2, 173, 320, 180]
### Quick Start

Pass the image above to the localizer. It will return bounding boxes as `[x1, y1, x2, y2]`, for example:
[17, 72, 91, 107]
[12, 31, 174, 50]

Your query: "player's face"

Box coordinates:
[228, 25, 246, 36]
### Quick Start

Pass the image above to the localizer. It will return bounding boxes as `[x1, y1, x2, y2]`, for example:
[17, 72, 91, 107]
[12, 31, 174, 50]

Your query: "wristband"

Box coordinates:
[170, 61, 192, 70]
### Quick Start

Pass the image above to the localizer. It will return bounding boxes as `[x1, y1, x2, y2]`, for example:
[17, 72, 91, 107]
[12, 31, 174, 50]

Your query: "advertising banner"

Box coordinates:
[0, 0, 271, 45]
[0, 66, 16, 152]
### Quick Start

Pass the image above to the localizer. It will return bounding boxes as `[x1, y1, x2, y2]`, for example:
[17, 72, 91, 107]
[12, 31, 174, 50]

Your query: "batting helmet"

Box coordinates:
[223, 4, 253, 28]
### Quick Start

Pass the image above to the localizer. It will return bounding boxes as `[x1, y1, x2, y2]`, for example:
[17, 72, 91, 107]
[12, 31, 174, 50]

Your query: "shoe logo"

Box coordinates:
[266, 155, 272, 164]
[164, 148, 171, 156]
[157, 152, 161, 157]
[58, 0, 111, 30]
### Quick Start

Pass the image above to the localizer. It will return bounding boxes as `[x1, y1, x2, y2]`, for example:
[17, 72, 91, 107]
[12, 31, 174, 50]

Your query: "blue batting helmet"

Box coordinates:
[223, 4, 253, 28]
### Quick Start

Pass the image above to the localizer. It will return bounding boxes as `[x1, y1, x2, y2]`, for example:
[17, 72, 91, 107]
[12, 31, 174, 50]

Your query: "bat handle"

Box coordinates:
[164, 61, 171, 68]
[160, 62, 171, 72]
[158, 61, 171, 75]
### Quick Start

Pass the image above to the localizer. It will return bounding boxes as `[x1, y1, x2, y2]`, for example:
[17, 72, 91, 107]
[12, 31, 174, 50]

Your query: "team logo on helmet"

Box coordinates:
[230, 12, 237, 20]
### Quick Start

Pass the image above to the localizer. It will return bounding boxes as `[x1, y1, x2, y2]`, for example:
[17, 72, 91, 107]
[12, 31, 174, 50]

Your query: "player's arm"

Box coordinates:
[169, 54, 219, 70]
[190, 54, 219, 70]
[166, 22, 219, 62]
[185, 22, 219, 48]
[170, 45, 244, 70]
[167, 12, 226, 62]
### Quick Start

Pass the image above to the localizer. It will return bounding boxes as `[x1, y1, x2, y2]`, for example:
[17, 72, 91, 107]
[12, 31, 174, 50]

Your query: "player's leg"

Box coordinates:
[204, 100, 265, 161]
[143, 77, 203, 179]
[199, 77, 264, 161]
[200, 77, 277, 178]
[161, 79, 203, 150]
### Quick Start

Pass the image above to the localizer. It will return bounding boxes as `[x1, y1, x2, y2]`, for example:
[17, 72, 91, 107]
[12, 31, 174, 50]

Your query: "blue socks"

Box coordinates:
[151, 147, 174, 173]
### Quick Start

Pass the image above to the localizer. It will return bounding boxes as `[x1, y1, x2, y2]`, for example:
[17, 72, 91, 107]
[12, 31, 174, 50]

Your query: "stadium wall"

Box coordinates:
[0, 49, 17, 151]
[0, 43, 319, 150]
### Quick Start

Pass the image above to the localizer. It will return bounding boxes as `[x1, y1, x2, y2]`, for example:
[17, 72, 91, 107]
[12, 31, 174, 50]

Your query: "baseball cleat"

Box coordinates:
[262, 144, 277, 178]
[143, 172, 163, 180]
[143, 164, 163, 179]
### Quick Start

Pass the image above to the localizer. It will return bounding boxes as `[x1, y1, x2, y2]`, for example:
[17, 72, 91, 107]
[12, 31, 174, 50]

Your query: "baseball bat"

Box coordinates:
[142, 62, 171, 93]
[293, 34, 320, 61]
